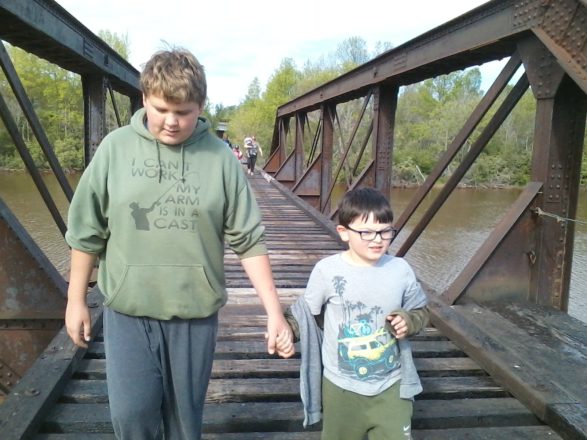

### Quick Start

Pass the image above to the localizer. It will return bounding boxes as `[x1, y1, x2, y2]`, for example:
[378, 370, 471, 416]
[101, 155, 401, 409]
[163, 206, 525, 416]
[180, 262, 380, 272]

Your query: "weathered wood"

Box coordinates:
[38, 398, 542, 435]
[84, 339, 466, 360]
[34, 425, 564, 440]
[59, 374, 506, 405]
[413, 426, 561, 440]
[428, 295, 587, 439]
[74, 356, 484, 380]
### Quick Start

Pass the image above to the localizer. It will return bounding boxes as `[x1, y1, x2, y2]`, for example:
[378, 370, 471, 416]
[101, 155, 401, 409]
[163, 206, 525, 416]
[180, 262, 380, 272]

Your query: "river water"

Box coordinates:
[1, 171, 586, 323]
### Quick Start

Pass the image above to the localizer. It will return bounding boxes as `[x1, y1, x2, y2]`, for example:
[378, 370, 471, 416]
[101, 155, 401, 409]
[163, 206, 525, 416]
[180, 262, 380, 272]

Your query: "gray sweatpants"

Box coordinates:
[103, 307, 218, 440]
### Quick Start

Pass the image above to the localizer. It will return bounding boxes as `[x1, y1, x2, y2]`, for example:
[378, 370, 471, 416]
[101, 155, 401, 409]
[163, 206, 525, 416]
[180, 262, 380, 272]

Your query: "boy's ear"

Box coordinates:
[336, 225, 350, 242]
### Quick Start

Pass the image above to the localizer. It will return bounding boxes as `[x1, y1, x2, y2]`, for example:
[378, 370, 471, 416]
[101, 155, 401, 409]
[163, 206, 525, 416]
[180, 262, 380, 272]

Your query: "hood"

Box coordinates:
[130, 107, 212, 182]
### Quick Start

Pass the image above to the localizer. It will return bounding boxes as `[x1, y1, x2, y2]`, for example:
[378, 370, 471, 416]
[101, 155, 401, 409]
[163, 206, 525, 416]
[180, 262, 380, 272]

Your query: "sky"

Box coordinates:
[55, 0, 501, 107]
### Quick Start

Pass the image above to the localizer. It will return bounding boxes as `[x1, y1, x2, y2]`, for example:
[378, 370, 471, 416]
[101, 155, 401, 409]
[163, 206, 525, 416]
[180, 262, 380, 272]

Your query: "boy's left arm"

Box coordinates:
[386, 307, 430, 339]
[240, 254, 295, 358]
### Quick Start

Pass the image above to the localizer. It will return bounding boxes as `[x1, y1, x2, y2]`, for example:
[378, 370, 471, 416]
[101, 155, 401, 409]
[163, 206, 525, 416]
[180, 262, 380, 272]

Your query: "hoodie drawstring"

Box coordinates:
[156, 140, 162, 183]
[155, 140, 185, 183]
[180, 143, 185, 183]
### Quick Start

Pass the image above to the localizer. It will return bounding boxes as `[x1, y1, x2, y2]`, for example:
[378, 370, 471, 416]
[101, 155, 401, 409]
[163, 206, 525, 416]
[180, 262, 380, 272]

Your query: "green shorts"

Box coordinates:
[321, 377, 413, 440]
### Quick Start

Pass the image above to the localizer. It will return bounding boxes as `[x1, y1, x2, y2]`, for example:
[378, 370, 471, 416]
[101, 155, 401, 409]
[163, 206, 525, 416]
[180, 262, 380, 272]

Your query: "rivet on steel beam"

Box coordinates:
[24, 388, 40, 397]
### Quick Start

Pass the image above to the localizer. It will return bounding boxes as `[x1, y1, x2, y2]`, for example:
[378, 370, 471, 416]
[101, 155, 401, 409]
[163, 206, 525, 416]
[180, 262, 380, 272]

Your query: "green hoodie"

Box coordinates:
[66, 108, 266, 319]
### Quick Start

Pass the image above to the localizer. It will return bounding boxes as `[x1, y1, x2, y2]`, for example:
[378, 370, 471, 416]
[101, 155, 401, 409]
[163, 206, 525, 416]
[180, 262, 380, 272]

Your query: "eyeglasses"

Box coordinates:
[346, 226, 398, 241]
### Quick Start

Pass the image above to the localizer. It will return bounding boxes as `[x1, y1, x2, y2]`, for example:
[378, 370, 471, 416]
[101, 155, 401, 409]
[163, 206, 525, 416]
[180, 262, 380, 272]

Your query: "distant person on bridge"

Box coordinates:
[282, 187, 429, 440]
[64, 47, 294, 440]
[244, 135, 263, 175]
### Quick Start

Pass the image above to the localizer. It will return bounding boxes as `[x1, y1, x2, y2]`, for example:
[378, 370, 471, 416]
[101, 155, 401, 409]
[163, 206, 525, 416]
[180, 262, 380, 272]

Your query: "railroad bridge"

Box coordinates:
[1, 0, 587, 438]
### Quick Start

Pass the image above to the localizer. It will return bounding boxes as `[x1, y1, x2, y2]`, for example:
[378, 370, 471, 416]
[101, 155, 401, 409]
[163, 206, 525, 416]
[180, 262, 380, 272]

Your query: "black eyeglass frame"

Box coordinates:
[345, 226, 398, 241]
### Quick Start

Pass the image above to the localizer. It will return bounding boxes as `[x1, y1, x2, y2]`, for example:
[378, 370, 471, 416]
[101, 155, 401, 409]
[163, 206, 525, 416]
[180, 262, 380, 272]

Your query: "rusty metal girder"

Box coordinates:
[0, 198, 66, 393]
[533, 0, 587, 94]
[272, 149, 297, 188]
[277, 0, 522, 117]
[0, 0, 139, 96]
[445, 182, 543, 304]
[82, 75, 108, 164]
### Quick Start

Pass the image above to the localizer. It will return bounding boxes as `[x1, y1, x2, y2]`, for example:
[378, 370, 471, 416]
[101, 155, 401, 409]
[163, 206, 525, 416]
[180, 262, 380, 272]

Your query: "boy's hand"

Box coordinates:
[386, 314, 408, 339]
[274, 328, 295, 358]
[265, 315, 295, 358]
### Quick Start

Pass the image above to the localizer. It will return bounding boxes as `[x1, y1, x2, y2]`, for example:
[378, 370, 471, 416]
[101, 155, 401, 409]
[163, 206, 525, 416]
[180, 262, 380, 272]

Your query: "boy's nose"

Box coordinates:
[165, 114, 179, 126]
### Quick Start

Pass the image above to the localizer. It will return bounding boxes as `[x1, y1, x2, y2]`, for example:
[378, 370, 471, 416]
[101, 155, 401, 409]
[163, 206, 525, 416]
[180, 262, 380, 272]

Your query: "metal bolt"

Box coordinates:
[24, 388, 40, 397]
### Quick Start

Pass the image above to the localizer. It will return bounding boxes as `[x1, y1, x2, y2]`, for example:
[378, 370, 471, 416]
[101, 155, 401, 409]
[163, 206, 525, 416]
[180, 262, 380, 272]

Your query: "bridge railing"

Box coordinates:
[0, 0, 140, 396]
[264, 0, 587, 312]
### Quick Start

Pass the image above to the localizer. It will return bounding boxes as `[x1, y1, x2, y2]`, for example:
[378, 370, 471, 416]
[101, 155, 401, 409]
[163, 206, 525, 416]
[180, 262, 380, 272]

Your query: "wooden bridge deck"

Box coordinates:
[1, 172, 583, 439]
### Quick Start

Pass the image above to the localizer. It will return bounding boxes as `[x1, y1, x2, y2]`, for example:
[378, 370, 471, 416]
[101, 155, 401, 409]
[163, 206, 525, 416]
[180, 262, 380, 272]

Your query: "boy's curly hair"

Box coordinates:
[140, 47, 206, 105]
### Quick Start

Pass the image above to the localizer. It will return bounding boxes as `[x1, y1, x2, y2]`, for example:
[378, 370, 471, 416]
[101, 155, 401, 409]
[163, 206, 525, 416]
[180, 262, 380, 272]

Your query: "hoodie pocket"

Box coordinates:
[104, 264, 224, 319]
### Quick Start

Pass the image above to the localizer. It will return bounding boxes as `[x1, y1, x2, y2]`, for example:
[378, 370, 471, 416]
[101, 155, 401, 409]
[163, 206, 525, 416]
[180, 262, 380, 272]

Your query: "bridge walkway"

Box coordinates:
[0, 172, 569, 439]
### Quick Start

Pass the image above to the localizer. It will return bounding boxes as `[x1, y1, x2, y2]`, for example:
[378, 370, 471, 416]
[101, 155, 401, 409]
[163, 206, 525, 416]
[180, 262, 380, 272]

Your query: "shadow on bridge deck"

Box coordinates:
[0, 172, 581, 439]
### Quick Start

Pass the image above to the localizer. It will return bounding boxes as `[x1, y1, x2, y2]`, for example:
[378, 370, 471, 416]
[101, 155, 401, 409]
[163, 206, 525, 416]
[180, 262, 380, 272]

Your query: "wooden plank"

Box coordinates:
[34, 425, 565, 440]
[84, 339, 466, 360]
[38, 398, 542, 435]
[428, 296, 587, 439]
[59, 374, 505, 405]
[413, 426, 562, 439]
[75, 356, 484, 380]
[483, 302, 587, 358]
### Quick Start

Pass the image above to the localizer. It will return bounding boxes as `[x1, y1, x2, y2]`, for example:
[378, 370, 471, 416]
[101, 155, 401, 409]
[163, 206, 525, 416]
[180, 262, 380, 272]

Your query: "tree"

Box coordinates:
[335, 37, 369, 71]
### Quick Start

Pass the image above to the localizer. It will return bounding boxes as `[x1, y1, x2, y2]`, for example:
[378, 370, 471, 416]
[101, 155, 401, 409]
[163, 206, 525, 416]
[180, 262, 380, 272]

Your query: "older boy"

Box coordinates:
[284, 187, 428, 440]
[65, 48, 293, 440]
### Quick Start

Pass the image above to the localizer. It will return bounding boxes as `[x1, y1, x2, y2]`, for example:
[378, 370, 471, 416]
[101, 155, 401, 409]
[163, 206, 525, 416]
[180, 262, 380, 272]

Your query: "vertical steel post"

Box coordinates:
[520, 38, 587, 310]
[372, 84, 398, 198]
[82, 75, 107, 165]
[320, 104, 334, 214]
[294, 113, 306, 182]
[279, 118, 290, 166]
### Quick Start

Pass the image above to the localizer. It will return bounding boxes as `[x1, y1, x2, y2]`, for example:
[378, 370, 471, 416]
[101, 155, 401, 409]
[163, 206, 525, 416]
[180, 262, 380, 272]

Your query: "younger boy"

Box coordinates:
[284, 187, 428, 440]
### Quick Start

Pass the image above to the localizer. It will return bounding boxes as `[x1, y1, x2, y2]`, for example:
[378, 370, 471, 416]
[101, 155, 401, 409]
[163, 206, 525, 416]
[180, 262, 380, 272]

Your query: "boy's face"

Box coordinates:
[143, 93, 202, 145]
[337, 212, 393, 266]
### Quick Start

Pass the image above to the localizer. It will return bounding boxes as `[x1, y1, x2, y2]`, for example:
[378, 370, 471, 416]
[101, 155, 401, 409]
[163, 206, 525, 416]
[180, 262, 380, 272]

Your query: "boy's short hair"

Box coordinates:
[140, 48, 206, 105]
[337, 187, 394, 227]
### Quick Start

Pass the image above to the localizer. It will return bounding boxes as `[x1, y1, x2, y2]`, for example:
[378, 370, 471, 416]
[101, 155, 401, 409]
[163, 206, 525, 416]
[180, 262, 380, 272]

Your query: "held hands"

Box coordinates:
[386, 313, 408, 339]
[265, 314, 295, 358]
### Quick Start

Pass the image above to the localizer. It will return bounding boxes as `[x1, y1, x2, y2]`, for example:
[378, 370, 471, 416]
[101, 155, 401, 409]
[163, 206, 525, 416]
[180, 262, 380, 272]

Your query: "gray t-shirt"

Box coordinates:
[304, 253, 426, 396]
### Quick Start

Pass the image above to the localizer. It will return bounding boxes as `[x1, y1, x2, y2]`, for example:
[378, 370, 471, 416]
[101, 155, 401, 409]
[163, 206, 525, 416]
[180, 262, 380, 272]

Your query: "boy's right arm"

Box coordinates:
[65, 249, 98, 348]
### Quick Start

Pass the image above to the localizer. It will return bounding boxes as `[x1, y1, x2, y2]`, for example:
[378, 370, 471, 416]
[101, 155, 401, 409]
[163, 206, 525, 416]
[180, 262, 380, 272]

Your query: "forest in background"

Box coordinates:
[1, 32, 586, 187]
